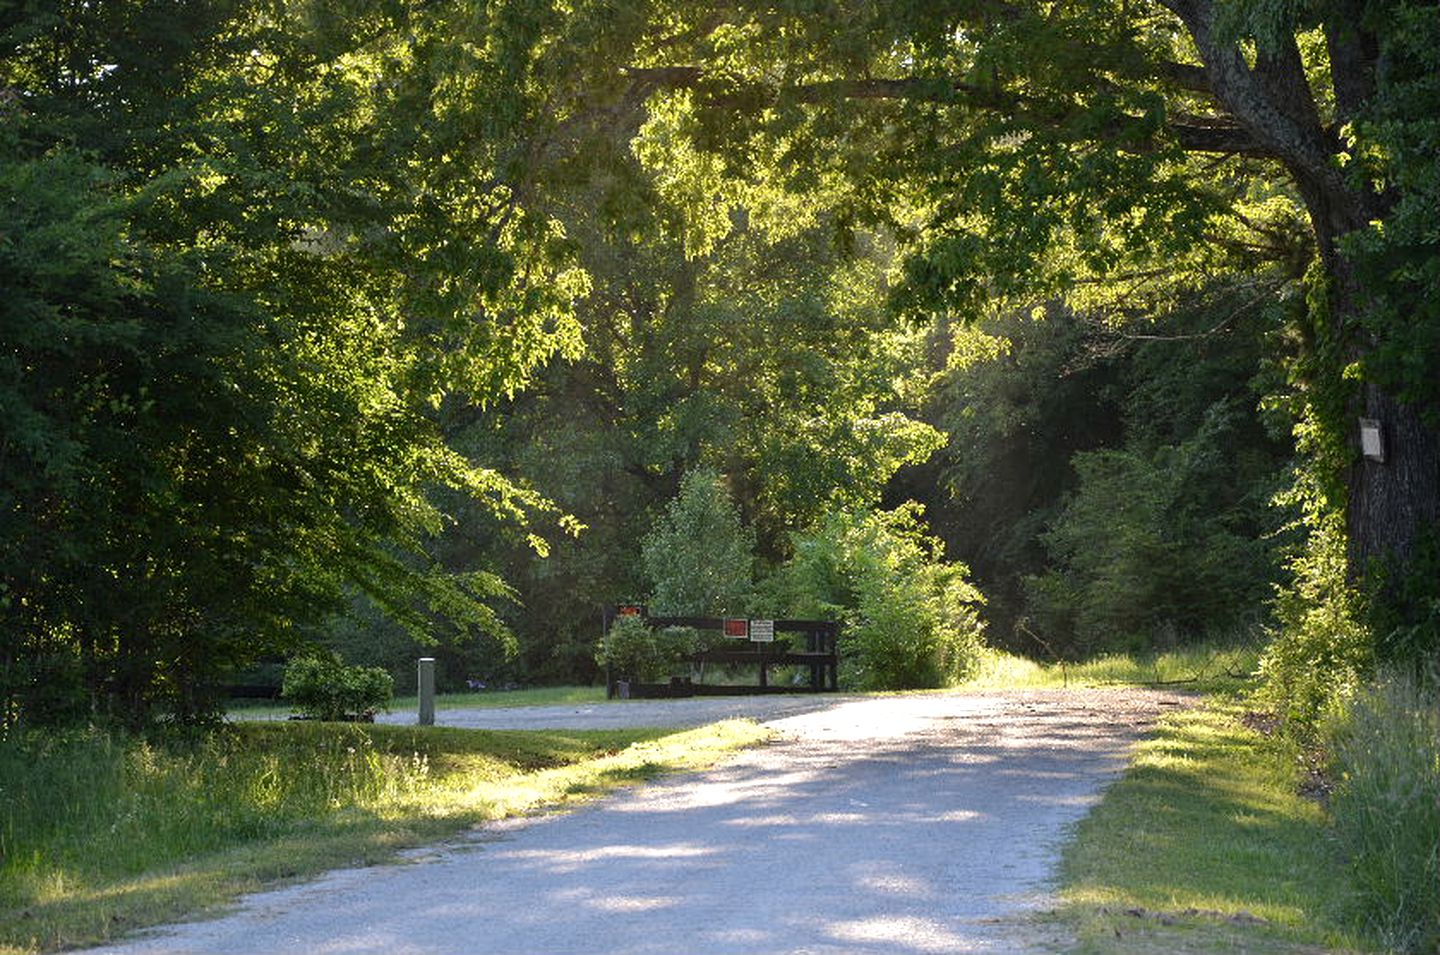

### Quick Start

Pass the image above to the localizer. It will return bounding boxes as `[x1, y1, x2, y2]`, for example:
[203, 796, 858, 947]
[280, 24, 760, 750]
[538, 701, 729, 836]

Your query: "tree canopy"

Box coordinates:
[1, 0, 1434, 722]
[595, 0, 1439, 682]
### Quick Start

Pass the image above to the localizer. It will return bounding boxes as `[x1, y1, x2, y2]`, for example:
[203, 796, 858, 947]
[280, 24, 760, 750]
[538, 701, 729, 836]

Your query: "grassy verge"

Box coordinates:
[963, 644, 1260, 693]
[228, 684, 608, 720]
[0, 719, 768, 954]
[227, 643, 1258, 719]
[1324, 673, 1440, 953]
[1054, 694, 1365, 954]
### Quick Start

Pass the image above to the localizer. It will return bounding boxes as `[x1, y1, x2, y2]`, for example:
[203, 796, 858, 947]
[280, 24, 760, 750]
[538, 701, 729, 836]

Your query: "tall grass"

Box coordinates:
[0, 720, 764, 952]
[0, 725, 438, 905]
[1326, 672, 1440, 953]
[962, 642, 1260, 691]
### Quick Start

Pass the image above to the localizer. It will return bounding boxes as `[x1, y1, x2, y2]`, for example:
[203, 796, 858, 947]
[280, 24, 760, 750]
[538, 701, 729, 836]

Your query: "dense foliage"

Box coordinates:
[3, 0, 1434, 756]
[3, 4, 1433, 949]
[593, 616, 699, 684]
[281, 656, 394, 722]
[768, 505, 987, 689]
[1, 1, 587, 724]
[641, 468, 756, 617]
[581, 0, 1440, 711]
[911, 296, 1294, 658]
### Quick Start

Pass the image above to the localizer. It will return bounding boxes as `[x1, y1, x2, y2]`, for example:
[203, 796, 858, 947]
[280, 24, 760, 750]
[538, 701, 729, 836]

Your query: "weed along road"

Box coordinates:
[83, 690, 1188, 955]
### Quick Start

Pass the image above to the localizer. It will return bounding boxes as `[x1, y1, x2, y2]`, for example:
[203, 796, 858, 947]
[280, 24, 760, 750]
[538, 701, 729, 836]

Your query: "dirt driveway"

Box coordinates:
[85, 689, 1189, 955]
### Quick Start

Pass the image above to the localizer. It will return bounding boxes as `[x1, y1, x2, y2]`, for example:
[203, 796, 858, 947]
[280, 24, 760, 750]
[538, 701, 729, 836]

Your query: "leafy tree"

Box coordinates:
[9, 0, 1428, 722]
[0, 0, 590, 724]
[641, 468, 755, 616]
[896, 286, 1291, 654]
[431, 137, 944, 681]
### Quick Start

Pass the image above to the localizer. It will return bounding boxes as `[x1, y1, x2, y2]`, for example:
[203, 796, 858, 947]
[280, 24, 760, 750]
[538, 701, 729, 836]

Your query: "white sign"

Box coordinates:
[1360, 418, 1385, 462]
[749, 619, 775, 643]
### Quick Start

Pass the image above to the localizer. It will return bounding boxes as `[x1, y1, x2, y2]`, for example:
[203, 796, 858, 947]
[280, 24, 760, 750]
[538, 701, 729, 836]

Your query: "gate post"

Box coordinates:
[417, 657, 435, 726]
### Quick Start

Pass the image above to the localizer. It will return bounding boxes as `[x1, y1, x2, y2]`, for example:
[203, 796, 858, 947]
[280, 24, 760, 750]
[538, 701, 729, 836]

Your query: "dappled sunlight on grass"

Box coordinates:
[1058, 696, 1364, 953]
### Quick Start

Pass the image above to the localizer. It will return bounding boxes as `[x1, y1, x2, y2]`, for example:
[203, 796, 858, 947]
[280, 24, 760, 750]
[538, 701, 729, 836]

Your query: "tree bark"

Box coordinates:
[1349, 385, 1440, 579]
[1312, 213, 1440, 590]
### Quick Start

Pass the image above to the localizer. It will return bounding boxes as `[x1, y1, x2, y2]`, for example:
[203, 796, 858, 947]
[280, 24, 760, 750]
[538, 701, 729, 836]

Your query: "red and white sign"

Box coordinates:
[723, 618, 749, 639]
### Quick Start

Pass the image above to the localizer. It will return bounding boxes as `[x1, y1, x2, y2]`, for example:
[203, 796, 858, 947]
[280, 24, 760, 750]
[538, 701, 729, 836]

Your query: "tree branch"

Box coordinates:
[1323, 2, 1380, 125]
[622, 67, 1272, 158]
[1168, 118, 1273, 157]
[1157, 0, 1356, 215]
[1153, 60, 1212, 95]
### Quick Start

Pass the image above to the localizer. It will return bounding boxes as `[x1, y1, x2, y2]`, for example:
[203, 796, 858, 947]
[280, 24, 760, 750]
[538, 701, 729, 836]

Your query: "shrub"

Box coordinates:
[1024, 402, 1283, 656]
[281, 656, 393, 722]
[594, 617, 698, 683]
[1325, 672, 1440, 954]
[1258, 509, 1371, 729]
[769, 504, 986, 690]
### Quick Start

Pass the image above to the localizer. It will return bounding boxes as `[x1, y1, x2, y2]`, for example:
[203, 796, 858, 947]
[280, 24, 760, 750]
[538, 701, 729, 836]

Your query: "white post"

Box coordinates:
[417, 657, 435, 726]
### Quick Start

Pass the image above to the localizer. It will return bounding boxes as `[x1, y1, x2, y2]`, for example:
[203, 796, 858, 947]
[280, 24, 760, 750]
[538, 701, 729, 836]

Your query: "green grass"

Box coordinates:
[0, 718, 768, 954]
[962, 644, 1260, 693]
[1054, 694, 1366, 954]
[1325, 673, 1440, 953]
[228, 684, 607, 720]
[422, 684, 607, 709]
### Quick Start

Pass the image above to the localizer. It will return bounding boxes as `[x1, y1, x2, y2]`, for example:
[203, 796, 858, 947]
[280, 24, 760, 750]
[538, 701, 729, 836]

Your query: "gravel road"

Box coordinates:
[85, 689, 1189, 955]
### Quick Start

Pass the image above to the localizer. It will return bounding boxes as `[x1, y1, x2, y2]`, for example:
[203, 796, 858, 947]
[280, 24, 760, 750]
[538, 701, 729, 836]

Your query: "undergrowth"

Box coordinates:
[1325, 672, 1440, 953]
[963, 642, 1259, 692]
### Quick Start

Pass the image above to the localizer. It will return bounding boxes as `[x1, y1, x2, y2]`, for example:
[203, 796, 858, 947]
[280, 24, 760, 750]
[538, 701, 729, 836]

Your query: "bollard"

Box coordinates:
[417, 657, 435, 726]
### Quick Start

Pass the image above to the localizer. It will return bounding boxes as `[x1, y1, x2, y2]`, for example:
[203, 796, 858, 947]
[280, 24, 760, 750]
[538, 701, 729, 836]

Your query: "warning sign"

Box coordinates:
[749, 619, 775, 643]
[723, 618, 749, 639]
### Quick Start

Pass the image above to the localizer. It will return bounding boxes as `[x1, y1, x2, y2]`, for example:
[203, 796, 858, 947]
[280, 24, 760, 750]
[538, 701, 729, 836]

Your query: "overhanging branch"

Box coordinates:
[623, 66, 1272, 159]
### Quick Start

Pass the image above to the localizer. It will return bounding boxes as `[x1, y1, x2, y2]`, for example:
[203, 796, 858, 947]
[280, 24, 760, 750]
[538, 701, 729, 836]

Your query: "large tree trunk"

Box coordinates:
[1348, 385, 1440, 581]
[1309, 199, 1440, 594]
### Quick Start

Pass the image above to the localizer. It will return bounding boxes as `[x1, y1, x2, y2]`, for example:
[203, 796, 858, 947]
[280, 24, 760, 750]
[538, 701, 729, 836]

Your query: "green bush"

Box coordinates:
[770, 504, 986, 690]
[1258, 510, 1371, 728]
[281, 656, 393, 722]
[594, 617, 698, 683]
[1024, 402, 1283, 656]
